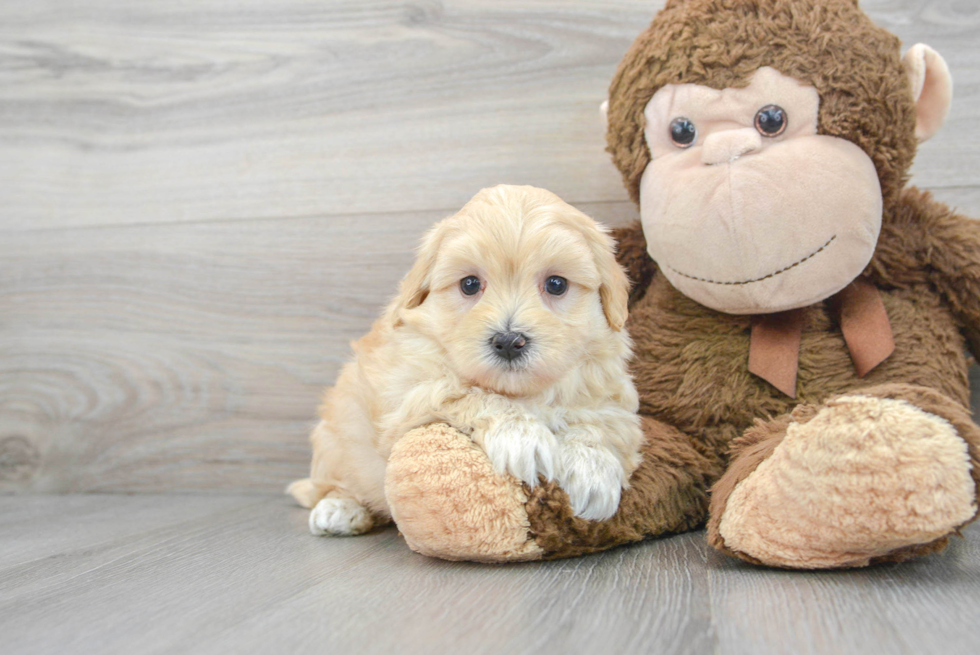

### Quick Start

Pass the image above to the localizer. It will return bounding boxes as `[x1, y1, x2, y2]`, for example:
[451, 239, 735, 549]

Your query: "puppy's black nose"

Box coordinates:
[491, 331, 529, 361]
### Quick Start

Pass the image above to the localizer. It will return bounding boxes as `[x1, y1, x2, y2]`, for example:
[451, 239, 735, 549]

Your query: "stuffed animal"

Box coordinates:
[382, 0, 980, 567]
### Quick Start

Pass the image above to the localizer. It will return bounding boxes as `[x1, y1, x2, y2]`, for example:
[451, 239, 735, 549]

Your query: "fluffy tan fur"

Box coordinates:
[289, 185, 643, 533]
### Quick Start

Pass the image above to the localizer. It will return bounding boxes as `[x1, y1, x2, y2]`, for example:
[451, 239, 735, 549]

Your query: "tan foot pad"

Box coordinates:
[385, 423, 544, 562]
[719, 395, 977, 568]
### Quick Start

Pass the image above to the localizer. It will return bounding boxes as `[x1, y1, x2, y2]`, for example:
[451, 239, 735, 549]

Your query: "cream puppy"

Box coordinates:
[288, 185, 643, 536]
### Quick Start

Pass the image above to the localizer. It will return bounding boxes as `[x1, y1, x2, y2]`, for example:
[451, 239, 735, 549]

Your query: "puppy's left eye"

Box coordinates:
[544, 276, 567, 296]
[460, 275, 482, 296]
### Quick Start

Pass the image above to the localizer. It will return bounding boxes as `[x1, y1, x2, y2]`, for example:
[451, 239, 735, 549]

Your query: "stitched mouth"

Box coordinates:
[665, 235, 836, 286]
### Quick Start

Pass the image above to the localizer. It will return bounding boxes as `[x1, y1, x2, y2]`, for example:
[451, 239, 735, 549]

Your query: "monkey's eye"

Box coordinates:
[755, 105, 787, 137]
[544, 276, 568, 296]
[669, 117, 697, 148]
[460, 275, 482, 296]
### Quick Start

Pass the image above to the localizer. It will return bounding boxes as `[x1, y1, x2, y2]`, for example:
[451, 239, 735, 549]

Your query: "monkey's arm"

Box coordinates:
[610, 222, 658, 307]
[872, 187, 980, 356]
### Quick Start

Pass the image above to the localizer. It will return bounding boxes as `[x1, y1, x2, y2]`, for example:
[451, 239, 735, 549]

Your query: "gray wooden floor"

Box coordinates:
[3, 1, 980, 654]
[1, 494, 979, 655]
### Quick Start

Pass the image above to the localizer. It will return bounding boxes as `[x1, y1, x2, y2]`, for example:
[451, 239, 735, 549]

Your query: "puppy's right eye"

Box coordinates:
[460, 275, 481, 296]
[544, 276, 567, 296]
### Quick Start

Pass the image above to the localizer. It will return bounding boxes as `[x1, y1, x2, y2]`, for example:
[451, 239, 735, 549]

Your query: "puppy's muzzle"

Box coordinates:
[490, 331, 529, 362]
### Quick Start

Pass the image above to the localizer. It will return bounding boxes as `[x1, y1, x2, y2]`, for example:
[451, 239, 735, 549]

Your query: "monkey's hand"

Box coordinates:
[880, 188, 980, 358]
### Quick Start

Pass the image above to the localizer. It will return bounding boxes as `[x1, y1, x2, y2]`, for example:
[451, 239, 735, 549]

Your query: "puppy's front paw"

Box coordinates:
[481, 419, 558, 488]
[309, 497, 374, 536]
[557, 442, 626, 521]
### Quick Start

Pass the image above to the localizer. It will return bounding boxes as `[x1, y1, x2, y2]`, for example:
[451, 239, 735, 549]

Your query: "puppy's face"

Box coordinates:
[396, 186, 629, 396]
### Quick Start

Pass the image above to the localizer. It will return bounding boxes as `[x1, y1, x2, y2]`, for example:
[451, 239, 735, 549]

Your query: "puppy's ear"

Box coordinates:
[390, 218, 449, 322]
[594, 232, 631, 331]
[573, 215, 630, 331]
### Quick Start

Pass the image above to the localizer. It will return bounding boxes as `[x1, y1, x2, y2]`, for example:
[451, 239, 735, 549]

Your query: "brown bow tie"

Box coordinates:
[747, 279, 895, 398]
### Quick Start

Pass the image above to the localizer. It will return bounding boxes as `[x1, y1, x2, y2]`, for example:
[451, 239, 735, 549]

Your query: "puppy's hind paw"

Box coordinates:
[309, 497, 374, 536]
[557, 443, 625, 521]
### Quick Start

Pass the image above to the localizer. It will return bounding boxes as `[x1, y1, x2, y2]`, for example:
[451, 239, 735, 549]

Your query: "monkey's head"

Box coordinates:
[605, 0, 952, 314]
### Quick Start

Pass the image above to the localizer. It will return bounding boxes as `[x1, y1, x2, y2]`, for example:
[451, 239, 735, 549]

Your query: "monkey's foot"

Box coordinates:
[384, 423, 544, 562]
[709, 387, 979, 568]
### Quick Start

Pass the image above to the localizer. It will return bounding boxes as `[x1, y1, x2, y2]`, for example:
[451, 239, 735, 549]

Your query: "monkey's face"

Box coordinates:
[639, 67, 883, 315]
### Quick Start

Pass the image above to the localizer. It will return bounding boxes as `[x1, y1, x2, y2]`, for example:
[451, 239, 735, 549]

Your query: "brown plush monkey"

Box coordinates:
[383, 0, 980, 568]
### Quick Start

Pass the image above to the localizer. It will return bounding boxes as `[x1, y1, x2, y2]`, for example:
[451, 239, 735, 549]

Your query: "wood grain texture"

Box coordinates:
[0, 0, 653, 230]
[1, 0, 979, 492]
[1, 494, 979, 655]
[0, 0, 973, 232]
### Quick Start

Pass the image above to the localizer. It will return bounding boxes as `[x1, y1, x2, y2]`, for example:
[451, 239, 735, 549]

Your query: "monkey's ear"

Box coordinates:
[903, 44, 952, 142]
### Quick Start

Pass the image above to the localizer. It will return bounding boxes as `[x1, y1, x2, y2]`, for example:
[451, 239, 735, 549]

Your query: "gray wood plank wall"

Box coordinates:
[1, 0, 978, 493]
